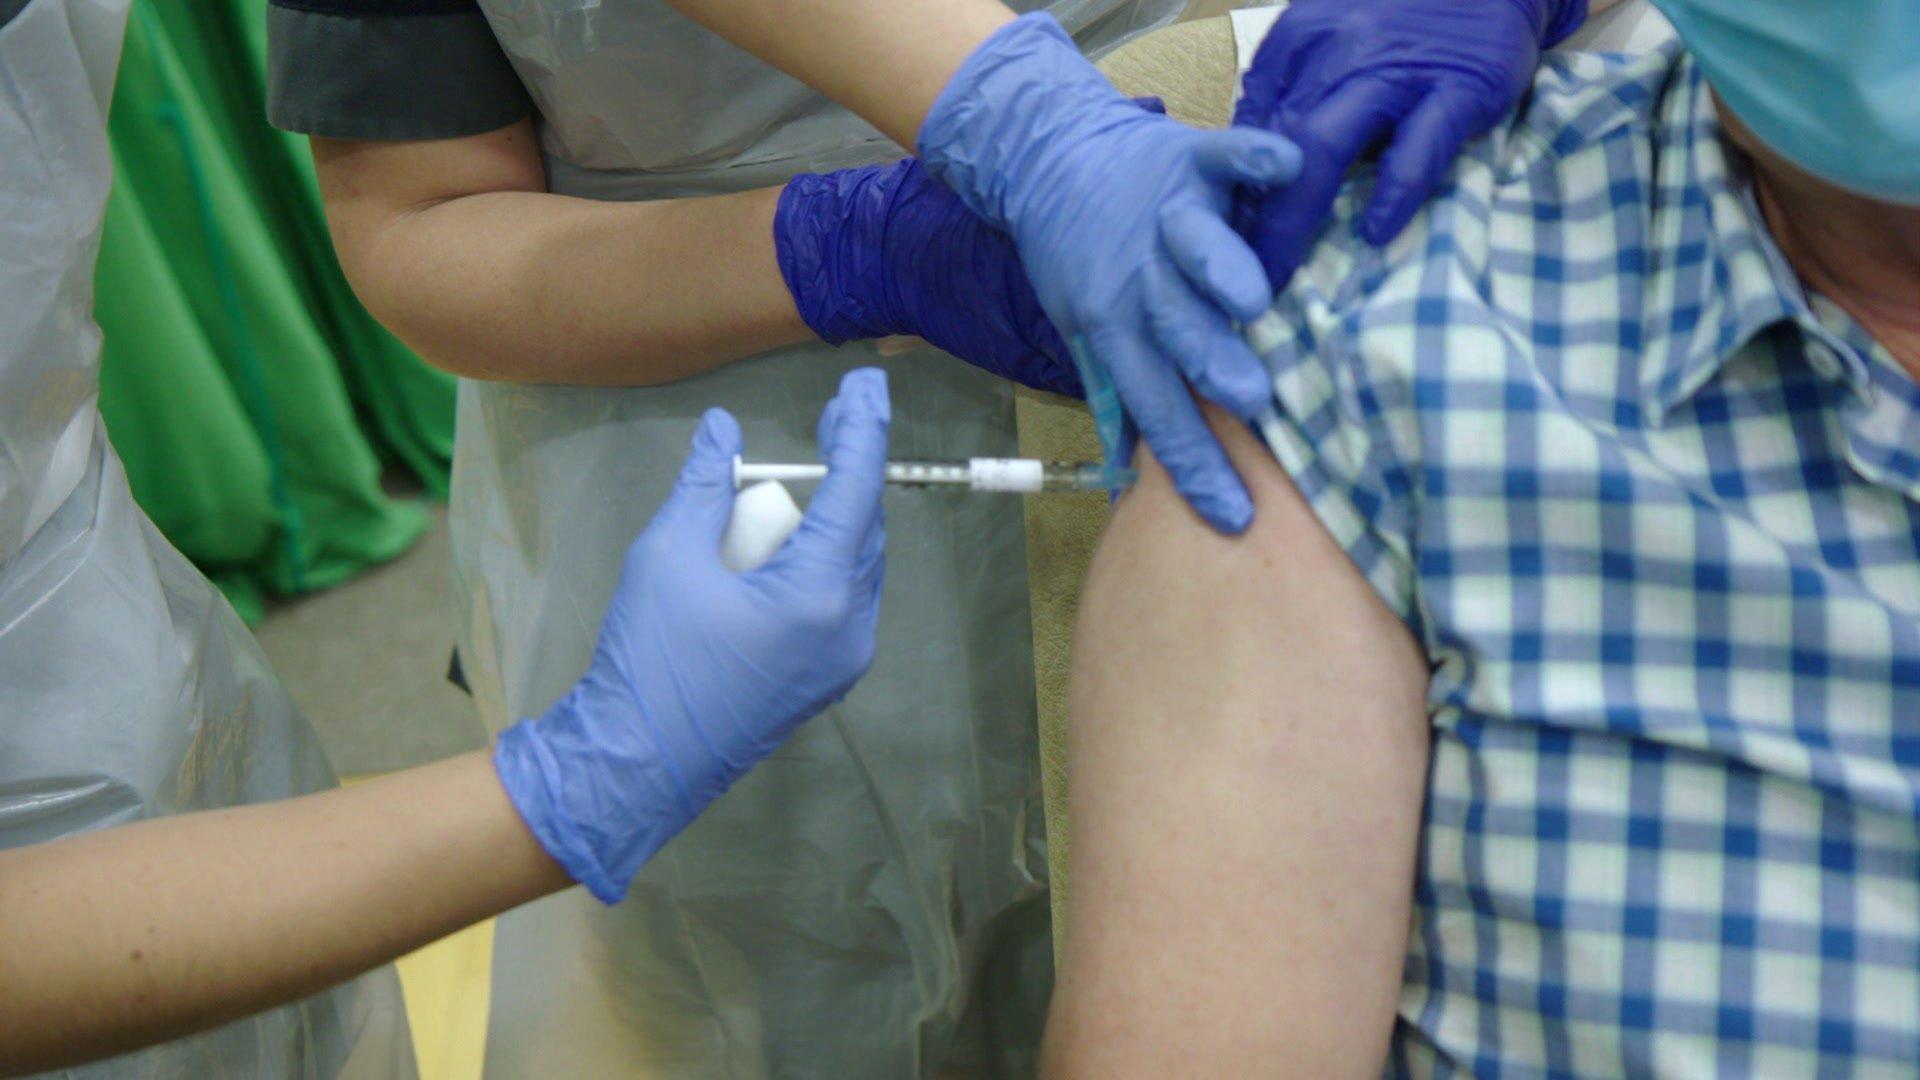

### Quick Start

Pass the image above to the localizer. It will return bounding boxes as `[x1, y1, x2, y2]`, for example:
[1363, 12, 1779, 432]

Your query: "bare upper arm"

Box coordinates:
[309, 119, 545, 294]
[1044, 404, 1431, 1077]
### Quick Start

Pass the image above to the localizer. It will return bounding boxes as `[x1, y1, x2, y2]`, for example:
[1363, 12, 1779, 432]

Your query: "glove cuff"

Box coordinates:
[1538, 0, 1588, 47]
[917, 11, 1129, 231]
[493, 682, 700, 905]
[775, 166, 913, 345]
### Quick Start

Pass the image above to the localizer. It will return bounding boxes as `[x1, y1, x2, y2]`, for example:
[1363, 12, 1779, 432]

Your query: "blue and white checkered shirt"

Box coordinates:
[1249, 42, 1920, 1075]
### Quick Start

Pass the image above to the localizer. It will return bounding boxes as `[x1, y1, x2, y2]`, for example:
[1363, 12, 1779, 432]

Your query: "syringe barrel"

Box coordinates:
[882, 460, 974, 486]
[882, 459, 1057, 492]
[735, 456, 1130, 492]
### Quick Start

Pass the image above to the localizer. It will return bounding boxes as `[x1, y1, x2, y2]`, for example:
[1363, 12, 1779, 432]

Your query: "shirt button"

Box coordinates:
[1807, 342, 1841, 379]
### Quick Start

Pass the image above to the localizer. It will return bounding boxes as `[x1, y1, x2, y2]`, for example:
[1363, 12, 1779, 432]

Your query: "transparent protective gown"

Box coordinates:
[0, 0, 413, 1075]
[450, 1, 1178, 1074]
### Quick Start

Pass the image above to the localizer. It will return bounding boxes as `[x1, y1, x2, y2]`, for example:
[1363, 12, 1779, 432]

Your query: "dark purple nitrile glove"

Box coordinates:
[1232, 0, 1586, 289]
[777, 157, 1081, 397]
[775, 98, 1169, 401]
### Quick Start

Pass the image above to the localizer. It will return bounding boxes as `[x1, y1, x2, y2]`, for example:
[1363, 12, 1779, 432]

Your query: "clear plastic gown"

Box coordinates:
[0, 0, 412, 1074]
[451, 0, 1180, 1073]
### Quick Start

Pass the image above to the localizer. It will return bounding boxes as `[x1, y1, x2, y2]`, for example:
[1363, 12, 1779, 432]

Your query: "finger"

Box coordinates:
[1230, 90, 1272, 132]
[653, 408, 744, 545]
[1024, 341, 1086, 398]
[787, 368, 891, 566]
[1035, 364, 1086, 399]
[855, 508, 886, 579]
[1091, 323, 1253, 534]
[1232, 13, 1309, 131]
[854, 534, 886, 628]
[1238, 158, 1344, 292]
[1230, 182, 1263, 247]
[1144, 267, 1273, 421]
[1298, 72, 1419, 163]
[1189, 126, 1304, 188]
[1242, 78, 1415, 288]
[1015, 291, 1084, 397]
[1359, 87, 1481, 246]
[1159, 202, 1274, 323]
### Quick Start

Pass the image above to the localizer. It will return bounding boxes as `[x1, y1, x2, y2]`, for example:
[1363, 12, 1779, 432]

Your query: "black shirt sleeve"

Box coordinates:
[266, 0, 535, 140]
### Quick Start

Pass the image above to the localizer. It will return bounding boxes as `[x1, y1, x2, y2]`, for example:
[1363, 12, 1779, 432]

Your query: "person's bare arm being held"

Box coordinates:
[1045, 407, 1431, 1075]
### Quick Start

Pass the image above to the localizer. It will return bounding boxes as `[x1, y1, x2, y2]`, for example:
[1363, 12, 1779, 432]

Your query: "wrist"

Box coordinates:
[917, 11, 1130, 230]
[775, 166, 914, 344]
[456, 751, 575, 902]
[493, 675, 699, 905]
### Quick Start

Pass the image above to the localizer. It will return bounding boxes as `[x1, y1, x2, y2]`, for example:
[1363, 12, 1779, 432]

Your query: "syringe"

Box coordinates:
[732, 455, 1135, 493]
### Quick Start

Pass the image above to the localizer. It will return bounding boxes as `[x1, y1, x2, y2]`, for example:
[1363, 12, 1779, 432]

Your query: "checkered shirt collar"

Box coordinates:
[1638, 54, 1876, 424]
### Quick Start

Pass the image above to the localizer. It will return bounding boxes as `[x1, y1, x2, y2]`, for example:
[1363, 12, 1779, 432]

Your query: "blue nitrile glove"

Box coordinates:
[777, 158, 1080, 397]
[494, 369, 890, 904]
[919, 13, 1303, 534]
[1232, 0, 1586, 289]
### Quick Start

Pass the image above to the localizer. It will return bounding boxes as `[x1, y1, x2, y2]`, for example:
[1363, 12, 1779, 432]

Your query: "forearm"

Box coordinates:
[314, 126, 810, 386]
[0, 751, 569, 1075]
[662, 0, 1014, 147]
[1044, 407, 1430, 1075]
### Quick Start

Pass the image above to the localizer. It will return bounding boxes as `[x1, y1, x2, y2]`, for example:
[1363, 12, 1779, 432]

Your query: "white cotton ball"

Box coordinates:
[721, 480, 804, 573]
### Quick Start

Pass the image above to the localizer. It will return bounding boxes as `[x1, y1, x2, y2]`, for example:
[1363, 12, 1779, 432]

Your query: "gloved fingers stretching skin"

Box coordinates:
[1157, 203, 1272, 326]
[1090, 320, 1250, 531]
[918, 12, 1302, 533]
[1144, 266, 1272, 421]
[495, 370, 891, 904]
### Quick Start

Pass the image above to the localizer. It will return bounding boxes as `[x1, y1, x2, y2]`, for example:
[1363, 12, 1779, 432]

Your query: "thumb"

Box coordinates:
[654, 407, 744, 547]
[780, 368, 891, 568]
[1190, 126, 1303, 188]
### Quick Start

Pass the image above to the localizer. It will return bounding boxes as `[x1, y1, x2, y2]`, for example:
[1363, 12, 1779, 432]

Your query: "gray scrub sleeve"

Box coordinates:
[267, 4, 534, 140]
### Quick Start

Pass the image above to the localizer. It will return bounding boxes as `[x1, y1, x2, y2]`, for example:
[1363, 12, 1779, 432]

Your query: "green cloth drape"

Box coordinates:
[96, 0, 457, 622]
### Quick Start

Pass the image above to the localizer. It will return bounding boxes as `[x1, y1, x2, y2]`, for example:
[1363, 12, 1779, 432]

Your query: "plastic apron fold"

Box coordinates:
[0, 0, 412, 1074]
